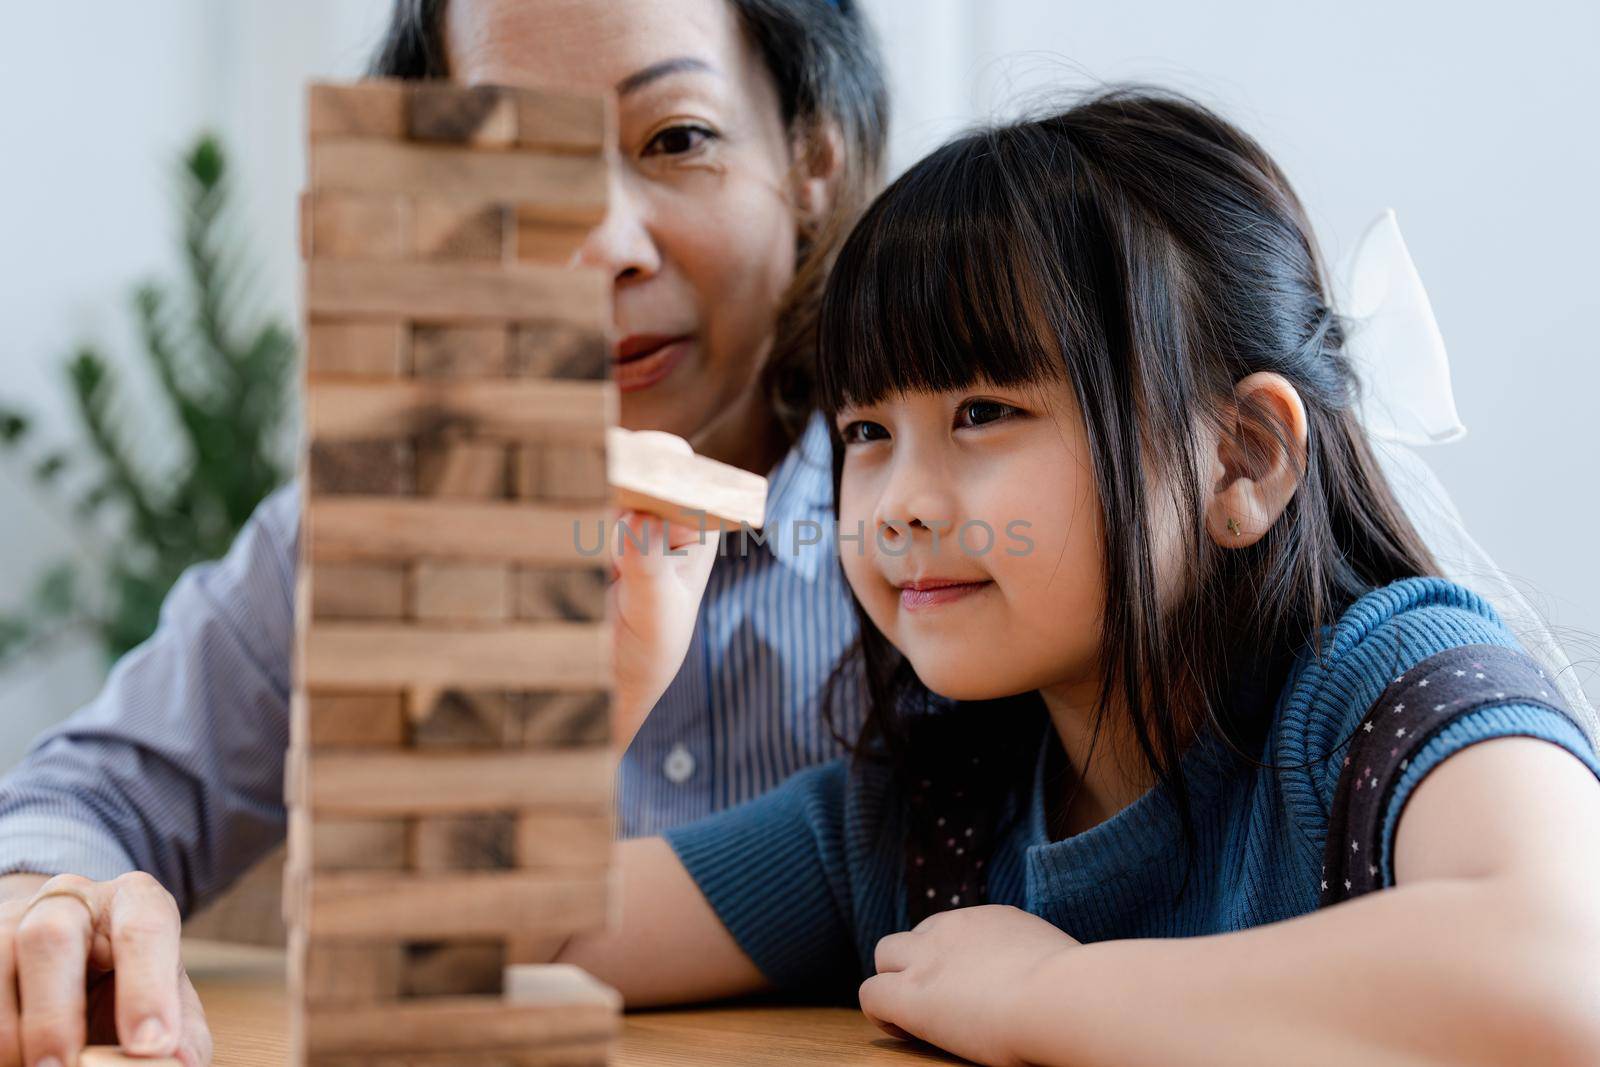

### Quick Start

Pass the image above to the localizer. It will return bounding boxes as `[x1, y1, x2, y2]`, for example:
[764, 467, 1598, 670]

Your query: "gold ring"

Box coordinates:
[24, 885, 99, 927]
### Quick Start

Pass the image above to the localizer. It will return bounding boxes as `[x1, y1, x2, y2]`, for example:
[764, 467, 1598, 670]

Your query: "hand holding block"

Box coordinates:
[606, 428, 766, 531]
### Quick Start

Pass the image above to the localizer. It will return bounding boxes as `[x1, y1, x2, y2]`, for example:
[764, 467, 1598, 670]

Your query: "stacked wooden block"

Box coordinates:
[286, 79, 621, 1067]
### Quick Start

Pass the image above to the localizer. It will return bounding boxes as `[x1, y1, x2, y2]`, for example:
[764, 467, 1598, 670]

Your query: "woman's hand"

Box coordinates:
[608, 432, 721, 750]
[0, 872, 213, 1067]
[860, 905, 1079, 1067]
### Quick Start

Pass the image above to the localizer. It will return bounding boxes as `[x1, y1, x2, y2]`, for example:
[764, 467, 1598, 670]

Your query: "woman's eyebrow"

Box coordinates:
[615, 57, 719, 98]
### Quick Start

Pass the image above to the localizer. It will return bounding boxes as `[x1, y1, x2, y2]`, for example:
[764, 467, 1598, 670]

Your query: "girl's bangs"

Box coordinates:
[817, 132, 1070, 413]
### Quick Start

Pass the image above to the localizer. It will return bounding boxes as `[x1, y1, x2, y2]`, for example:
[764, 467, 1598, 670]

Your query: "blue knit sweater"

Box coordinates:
[663, 577, 1600, 993]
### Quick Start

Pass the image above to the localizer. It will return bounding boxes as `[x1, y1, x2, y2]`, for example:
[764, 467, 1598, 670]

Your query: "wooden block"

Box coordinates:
[512, 691, 611, 748]
[305, 320, 408, 379]
[303, 994, 618, 1055]
[291, 930, 403, 1005]
[512, 88, 611, 154]
[305, 193, 408, 260]
[306, 498, 608, 565]
[305, 380, 612, 443]
[300, 870, 612, 940]
[409, 814, 515, 870]
[403, 940, 506, 997]
[514, 567, 607, 622]
[513, 811, 612, 871]
[311, 142, 606, 224]
[514, 217, 591, 265]
[308, 440, 413, 496]
[512, 322, 608, 380]
[409, 84, 516, 146]
[410, 689, 518, 746]
[414, 200, 510, 260]
[411, 562, 512, 622]
[514, 442, 609, 503]
[300, 622, 608, 690]
[81, 1050, 180, 1067]
[307, 258, 608, 327]
[504, 963, 622, 1011]
[308, 82, 406, 140]
[295, 691, 407, 749]
[293, 748, 612, 815]
[412, 324, 512, 377]
[608, 426, 766, 530]
[416, 441, 511, 499]
[311, 563, 407, 620]
[288, 812, 409, 873]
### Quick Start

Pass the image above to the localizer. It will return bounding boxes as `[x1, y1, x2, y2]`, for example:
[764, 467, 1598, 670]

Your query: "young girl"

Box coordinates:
[593, 88, 1600, 1065]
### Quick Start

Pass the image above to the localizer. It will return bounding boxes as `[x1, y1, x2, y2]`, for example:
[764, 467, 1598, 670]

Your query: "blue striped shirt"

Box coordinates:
[0, 411, 860, 914]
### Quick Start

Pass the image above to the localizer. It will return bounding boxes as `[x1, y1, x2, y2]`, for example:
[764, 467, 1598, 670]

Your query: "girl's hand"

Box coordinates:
[860, 904, 1079, 1067]
[608, 435, 720, 749]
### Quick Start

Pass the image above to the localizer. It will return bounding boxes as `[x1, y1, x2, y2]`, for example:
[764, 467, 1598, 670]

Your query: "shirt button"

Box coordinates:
[663, 744, 696, 784]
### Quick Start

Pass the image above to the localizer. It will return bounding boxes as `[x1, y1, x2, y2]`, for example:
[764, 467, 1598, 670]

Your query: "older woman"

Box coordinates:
[0, 2, 886, 1064]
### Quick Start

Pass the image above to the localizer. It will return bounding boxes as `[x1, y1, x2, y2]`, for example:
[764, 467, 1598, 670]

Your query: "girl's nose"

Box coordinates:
[874, 457, 956, 547]
[575, 172, 660, 282]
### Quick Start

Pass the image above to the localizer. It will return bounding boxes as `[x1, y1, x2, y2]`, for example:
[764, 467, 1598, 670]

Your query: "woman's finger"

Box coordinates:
[15, 879, 98, 1067]
[105, 874, 183, 1058]
[173, 971, 212, 1067]
[0, 902, 24, 1067]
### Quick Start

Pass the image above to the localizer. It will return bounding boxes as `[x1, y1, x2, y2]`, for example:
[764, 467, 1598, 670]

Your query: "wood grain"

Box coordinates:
[292, 748, 613, 815]
[297, 871, 613, 940]
[306, 380, 612, 443]
[305, 498, 608, 565]
[311, 142, 605, 224]
[299, 622, 608, 689]
[307, 82, 406, 140]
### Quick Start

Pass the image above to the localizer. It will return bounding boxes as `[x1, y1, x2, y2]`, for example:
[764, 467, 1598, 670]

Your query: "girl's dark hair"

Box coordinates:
[368, 0, 889, 444]
[816, 87, 1442, 917]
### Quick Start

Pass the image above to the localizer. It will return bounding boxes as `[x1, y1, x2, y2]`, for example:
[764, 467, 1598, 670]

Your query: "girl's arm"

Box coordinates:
[554, 836, 772, 1007]
[866, 736, 1600, 1066]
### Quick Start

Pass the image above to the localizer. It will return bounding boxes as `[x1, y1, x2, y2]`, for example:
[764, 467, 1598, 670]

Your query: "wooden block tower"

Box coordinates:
[286, 79, 621, 1067]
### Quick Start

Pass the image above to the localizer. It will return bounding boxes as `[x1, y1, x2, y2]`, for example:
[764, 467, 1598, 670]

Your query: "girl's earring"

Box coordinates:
[1226, 516, 1242, 537]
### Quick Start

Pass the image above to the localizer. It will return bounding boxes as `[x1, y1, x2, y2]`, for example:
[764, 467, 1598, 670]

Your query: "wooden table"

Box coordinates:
[184, 942, 963, 1066]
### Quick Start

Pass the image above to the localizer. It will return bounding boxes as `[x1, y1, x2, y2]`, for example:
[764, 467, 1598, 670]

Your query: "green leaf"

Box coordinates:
[0, 405, 29, 445]
[186, 135, 225, 190]
[33, 563, 78, 617]
[33, 451, 68, 484]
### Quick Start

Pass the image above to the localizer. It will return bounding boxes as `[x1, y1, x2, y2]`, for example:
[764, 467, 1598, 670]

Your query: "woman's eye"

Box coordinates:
[956, 400, 1016, 428]
[642, 124, 715, 158]
[839, 420, 889, 445]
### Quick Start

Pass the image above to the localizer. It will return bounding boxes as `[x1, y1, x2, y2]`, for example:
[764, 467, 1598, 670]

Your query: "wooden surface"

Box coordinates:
[183, 941, 963, 1066]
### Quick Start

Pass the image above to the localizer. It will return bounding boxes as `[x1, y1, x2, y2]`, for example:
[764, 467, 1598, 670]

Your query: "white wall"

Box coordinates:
[0, 1, 391, 766]
[2, 1, 1595, 765]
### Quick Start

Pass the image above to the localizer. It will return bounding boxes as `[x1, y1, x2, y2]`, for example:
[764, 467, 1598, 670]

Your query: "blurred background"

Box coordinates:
[4, 0, 1597, 768]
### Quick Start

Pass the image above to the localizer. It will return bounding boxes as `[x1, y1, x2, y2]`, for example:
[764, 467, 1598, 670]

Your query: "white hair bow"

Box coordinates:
[1332, 210, 1597, 737]
[1332, 209, 1465, 447]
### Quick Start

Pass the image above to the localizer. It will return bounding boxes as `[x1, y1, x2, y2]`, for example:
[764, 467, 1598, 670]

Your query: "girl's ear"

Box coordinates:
[1204, 372, 1309, 548]
[789, 120, 845, 232]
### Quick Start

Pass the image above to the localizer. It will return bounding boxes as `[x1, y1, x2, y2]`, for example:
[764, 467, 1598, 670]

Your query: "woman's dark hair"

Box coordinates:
[816, 87, 1442, 917]
[368, 0, 889, 444]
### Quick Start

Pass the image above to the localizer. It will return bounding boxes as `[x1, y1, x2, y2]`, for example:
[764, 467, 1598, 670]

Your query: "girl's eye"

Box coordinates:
[956, 399, 1017, 428]
[839, 420, 889, 445]
[642, 124, 715, 158]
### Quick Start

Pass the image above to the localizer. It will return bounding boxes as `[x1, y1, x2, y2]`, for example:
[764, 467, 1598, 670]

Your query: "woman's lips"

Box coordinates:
[898, 580, 992, 612]
[614, 335, 692, 393]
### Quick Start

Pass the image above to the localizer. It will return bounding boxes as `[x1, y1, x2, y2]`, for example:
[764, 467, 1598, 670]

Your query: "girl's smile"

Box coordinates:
[896, 577, 994, 612]
[834, 383, 1105, 703]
